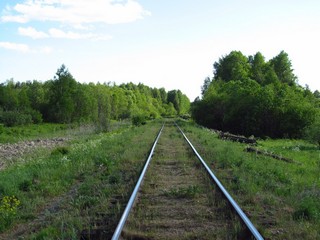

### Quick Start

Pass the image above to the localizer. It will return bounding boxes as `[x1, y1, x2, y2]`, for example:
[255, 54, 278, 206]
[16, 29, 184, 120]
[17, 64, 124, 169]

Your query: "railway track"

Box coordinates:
[112, 121, 263, 240]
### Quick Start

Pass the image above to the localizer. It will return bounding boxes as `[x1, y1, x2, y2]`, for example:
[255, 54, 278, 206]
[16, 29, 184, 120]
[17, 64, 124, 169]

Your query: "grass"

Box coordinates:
[1, 119, 319, 239]
[0, 120, 129, 143]
[163, 185, 201, 199]
[0, 123, 70, 143]
[0, 120, 162, 239]
[177, 119, 320, 239]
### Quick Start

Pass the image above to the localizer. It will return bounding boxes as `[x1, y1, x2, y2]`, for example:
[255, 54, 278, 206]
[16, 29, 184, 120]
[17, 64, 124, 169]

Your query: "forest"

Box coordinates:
[0, 65, 190, 129]
[1, 51, 320, 144]
[192, 50, 320, 142]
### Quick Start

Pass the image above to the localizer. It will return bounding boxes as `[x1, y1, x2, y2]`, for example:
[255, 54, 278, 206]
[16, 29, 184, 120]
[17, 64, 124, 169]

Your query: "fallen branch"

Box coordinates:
[245, 146, 298, 164]
[219, 132, 257, 145]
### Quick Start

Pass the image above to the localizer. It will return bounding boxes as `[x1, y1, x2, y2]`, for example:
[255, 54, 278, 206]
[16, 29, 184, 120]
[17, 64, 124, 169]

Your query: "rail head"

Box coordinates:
[175, 123, 264, 240]
[111, 124, 165, 240]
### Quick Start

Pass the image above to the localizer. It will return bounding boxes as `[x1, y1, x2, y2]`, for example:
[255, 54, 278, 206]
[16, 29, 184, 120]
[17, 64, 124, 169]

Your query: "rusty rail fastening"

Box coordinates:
[112, 122, 264, 240]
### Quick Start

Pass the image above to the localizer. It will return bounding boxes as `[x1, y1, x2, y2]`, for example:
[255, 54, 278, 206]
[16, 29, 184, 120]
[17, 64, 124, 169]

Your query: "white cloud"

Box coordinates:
[0, 41, 53, 54]
[1, 0, 151, 25]
[0, 41, 30, 53]
[18, 26, 112, 40]
[18, 27, 49, 39]
[48, 28, 91, 39]
[48, 28, 112, 40]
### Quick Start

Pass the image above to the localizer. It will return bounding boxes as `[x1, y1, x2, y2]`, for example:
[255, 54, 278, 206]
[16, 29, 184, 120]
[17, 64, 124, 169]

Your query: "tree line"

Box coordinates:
[0, 64, 190, 129]
[192, 51, 320, 139]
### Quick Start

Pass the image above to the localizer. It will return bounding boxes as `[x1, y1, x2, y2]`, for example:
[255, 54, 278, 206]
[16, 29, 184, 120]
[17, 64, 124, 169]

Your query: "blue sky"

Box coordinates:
[1, 0, 320, 100]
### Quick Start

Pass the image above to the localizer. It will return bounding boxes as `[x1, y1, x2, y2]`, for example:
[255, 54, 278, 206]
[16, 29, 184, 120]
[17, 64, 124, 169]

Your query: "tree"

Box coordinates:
[0, 80, 19, 111]
[269, 51, 297, 86]
[250, 52, 266, 84]
[0, 65, 191, 127]
[47, 64, 77, 123]
[167, 90, 180, 114]
[201, 77, 211, 97]
[304, 117, 320, 148]
[192, 51, 318, 138]
[213, 51, 250, 82]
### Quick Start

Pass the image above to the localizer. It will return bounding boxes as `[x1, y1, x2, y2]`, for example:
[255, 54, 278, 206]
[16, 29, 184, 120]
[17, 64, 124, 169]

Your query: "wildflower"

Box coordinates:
[0, 196, 20, 215]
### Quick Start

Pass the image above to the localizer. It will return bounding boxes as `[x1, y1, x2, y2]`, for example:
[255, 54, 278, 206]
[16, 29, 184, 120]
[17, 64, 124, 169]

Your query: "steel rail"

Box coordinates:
[176, 123, 264, 240]
[111, 124, 165, 240]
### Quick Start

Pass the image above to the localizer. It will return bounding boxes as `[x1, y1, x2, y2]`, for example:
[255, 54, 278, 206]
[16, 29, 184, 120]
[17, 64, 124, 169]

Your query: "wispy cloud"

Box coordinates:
[18, 27, 49, 39]
[18, 26, 113, 40]
[0, 41, 30, 52]
[1, 0, 151, 26]
[0, 41, 53, 54]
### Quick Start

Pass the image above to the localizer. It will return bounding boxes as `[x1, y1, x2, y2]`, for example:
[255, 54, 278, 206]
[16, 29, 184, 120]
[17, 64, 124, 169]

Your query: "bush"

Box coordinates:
[0, 111, 33, 127]
[304, 118, 320, 148]
[27, 110, 43, 124]
[132, 114, 146, 126]
[0, 124, 4, 134]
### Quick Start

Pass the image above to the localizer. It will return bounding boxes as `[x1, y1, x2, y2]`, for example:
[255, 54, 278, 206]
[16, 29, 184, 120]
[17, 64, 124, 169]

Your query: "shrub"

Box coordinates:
[132, 114, 146, 126]
[0, 124, 4, 134]
[304, 118, 320, 148]
[27, 109, 43, 124]
[0, 111, 33, 127]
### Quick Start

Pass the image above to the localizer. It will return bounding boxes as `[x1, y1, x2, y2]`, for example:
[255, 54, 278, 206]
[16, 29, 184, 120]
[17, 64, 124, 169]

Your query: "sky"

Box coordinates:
[1, 0, 320, 101]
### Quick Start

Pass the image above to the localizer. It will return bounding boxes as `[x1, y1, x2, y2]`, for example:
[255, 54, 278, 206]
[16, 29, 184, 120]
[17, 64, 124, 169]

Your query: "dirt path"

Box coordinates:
[122, 124, 244, 239]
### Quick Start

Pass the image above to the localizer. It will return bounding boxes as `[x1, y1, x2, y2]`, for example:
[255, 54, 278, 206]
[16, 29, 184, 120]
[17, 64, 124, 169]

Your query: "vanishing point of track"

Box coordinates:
[112, 121, 264, 240]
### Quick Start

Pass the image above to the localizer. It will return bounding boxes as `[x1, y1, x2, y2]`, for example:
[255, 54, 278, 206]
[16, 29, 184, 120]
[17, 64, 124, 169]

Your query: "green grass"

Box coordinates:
[0, 120, 125, 143]
[1, 119, 319, 239]
[0, 120, 162, 238]
[177, 120, 320, 239]
[0, 123, 70, 143]
[163, 185, 201, 199]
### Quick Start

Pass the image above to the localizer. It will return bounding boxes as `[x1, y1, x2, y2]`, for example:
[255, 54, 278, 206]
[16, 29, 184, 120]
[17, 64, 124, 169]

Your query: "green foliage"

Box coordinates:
[201, 76, 211, 96]
[167, 90, 190, 115]
[269, 51, 297, 86]
[214, 51, 250, 82]
[0, 124, 4, 134]
[192, 50, 317, 138]
[132, 114, 147, 126]
[0, 111, 33, 127]
[0, 66, 190, 128]
[249, 52, 266, 84]
[47, 65, 78, 123]
[304, 116, 320, 147]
